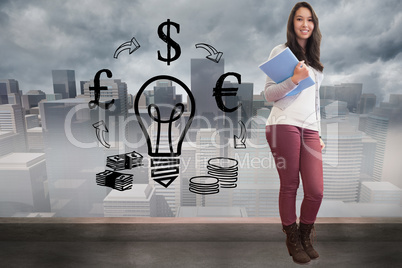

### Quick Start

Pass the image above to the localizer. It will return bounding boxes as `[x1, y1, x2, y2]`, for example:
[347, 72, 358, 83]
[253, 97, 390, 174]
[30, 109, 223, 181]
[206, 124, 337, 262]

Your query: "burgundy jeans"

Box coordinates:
[265, 124, 323, 226]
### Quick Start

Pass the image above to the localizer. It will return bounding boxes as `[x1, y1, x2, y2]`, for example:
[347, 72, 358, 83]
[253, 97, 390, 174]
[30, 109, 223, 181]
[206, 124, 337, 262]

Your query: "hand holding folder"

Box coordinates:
[259, 47, 315, 96]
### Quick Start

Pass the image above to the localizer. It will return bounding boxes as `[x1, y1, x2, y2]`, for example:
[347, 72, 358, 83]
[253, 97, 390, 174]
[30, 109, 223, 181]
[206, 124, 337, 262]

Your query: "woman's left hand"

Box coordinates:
[320, 138, 325, 151]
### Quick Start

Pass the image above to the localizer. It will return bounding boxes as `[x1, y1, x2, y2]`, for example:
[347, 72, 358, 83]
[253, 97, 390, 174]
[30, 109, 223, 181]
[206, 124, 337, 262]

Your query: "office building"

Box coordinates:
[0, 79, 22, 106]
[0, 131, 20, 157]
[22, 90, 46, 112]
[0, 104, 27, 152]
[363, 95, 402, 186]
[180, 142, 197, 206]
[360, 181, 402, 204]
[252, 93, 272, 117]
[46, 93, 63, 101]
[145, 121, 181, 215]
[221, 81, 254, 133]
[25, 114, 40, 129]
[360, 134, 377, 178]
[190, 58, 224, 127]
[40, 98, 107, 216]
[80, 81, 88, 95]
[52, 70, 77, 99]
[320, 83, 362, 113]
[103, 184, 157, 217]
[27, 127, 44, 152]
[321, 120, 363, 202]
[321, 100, 348, 119]
[357, 93, 376, 114]
[0, 153, 50, 216]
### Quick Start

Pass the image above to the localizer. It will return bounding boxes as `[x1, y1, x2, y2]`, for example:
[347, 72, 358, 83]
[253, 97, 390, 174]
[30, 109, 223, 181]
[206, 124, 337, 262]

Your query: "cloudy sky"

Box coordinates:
[1, 0, 401, 103]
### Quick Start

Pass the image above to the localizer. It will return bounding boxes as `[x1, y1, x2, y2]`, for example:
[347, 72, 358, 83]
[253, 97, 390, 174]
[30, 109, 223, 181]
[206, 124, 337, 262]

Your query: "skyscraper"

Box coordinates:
[321, 120, 363, 202]
[40, 98, 106, 216]
[190, 58, 224, 127]
[363, 95, 402, 187]
[52, 70, 77, 99]
[357, 93, 377, 114]
[221, 81, 254, 132]
[0, 79, 22, 106]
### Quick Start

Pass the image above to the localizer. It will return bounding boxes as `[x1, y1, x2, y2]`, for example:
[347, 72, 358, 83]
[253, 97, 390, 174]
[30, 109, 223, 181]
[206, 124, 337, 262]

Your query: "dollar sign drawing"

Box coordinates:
[157, 19, 181, 65]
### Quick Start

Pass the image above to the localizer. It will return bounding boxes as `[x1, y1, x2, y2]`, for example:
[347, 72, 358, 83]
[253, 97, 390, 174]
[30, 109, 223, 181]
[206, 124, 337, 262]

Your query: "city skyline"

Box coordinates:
[1, 60, 402, 217]
[0, 0, 401, 104]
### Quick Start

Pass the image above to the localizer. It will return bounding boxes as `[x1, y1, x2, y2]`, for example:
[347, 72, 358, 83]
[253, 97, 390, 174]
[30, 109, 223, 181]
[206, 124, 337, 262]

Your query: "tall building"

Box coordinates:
[0, 153, 50, 216]
[26, 127, 44, 153]
[80, 81, 88, 96]
[180, 142, 197, 207]
[22, 90, 46, 112]
[52, 70, 77, 99]
[222, 81, 254, 132]
[40, 98, 107, 216]
[357, 93, 376, 114]
[321, 100, 348, 119]
[362, 95, 402, 186]
[0, 104, 27, 152]
[320, 83, 362, 113]
[252, 93, 272, 117]
[0, 79, 22, 106]
[190, 58, 224, 128]
[321, 120, 363, 202]
[145, 121, 181, 215]
[0, 131, 20, 157]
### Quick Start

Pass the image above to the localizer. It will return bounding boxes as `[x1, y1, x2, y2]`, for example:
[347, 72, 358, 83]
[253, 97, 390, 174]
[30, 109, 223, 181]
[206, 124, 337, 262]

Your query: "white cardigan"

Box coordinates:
[263, 44, 324, 135]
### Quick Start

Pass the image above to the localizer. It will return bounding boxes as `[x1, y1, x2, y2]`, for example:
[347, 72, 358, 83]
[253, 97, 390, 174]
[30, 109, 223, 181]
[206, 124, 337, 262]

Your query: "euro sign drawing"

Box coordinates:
[213, 72, 242, 113]
[157, 19, 181, 65]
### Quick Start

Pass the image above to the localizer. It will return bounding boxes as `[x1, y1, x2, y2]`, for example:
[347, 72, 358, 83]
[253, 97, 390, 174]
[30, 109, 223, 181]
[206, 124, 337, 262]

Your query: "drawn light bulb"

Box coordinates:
[134, 75, 195, 188]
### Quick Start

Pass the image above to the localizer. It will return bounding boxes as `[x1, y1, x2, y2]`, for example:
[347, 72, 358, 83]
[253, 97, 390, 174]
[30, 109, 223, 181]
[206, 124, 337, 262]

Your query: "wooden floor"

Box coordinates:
[1, 217, 402, 267]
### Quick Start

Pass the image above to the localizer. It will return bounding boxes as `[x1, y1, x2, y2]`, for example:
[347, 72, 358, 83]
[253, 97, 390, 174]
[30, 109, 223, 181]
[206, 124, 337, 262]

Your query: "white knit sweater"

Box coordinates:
[263, 44, 324, 135]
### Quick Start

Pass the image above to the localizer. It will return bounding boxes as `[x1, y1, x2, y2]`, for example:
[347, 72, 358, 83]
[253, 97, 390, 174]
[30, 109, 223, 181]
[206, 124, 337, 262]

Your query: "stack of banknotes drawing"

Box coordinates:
[96, 151, 143, 191]
[96, 170, 134, 191]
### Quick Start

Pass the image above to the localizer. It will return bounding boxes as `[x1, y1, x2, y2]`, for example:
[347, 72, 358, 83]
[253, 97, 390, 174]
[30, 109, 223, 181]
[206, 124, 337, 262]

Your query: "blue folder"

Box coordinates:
[259, 47, 315, 96]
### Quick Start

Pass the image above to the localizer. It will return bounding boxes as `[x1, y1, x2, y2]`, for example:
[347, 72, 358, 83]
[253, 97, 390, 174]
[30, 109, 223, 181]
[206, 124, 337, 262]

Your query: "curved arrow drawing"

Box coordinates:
[93, 120, 110, 148]
[195, 43, 223, 63]
[114, 37, 140, 59]
[234, 120, 247, 149]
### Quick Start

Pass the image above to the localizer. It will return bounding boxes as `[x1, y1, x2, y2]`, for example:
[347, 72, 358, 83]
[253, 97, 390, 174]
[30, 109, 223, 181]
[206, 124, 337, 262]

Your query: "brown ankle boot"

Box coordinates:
[299, 222, 319, 259]
[282, 222, 311, 264]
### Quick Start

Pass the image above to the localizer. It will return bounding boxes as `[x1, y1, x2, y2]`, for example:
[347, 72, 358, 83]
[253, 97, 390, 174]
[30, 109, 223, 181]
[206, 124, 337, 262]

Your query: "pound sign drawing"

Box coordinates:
[88, 69, 115, 110]
[157, 19, 181, 66]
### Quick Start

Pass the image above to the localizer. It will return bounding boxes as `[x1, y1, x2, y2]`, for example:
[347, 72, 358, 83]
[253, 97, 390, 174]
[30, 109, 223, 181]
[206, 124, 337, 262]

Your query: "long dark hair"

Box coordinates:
[285, 2, 324, 72]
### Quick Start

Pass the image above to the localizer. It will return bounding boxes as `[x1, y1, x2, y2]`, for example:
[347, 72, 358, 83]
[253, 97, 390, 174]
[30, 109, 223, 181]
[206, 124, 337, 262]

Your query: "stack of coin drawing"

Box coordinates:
[207, 157, 238, 188]
[96, 170, 133, 191]
[189, 176, 220, 195]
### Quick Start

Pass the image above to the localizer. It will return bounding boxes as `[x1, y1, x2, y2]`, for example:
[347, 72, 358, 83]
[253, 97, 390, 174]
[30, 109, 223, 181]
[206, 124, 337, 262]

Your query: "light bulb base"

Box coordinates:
[151, 157, 180, 188]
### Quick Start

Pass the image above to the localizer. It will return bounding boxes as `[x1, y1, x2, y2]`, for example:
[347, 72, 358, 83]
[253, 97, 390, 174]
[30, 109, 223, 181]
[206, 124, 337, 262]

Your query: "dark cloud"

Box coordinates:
[0, 0, 401, 102]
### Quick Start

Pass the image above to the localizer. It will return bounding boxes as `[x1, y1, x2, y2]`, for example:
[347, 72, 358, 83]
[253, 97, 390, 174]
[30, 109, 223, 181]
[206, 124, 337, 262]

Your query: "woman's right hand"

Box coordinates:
[291, 60, 309, 85]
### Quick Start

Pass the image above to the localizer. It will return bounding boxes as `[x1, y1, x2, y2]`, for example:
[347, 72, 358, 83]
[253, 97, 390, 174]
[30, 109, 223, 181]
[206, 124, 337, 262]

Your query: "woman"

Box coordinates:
[264, 2, 325, 264]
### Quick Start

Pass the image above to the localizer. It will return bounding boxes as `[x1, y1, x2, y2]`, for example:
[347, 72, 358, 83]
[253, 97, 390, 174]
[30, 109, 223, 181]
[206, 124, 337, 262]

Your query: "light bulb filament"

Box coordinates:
[148, 103, 184, 154]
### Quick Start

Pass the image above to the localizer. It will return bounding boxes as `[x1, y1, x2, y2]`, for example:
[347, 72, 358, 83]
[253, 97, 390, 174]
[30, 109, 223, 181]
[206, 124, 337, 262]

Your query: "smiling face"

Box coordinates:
[293, 7, 314, 49]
